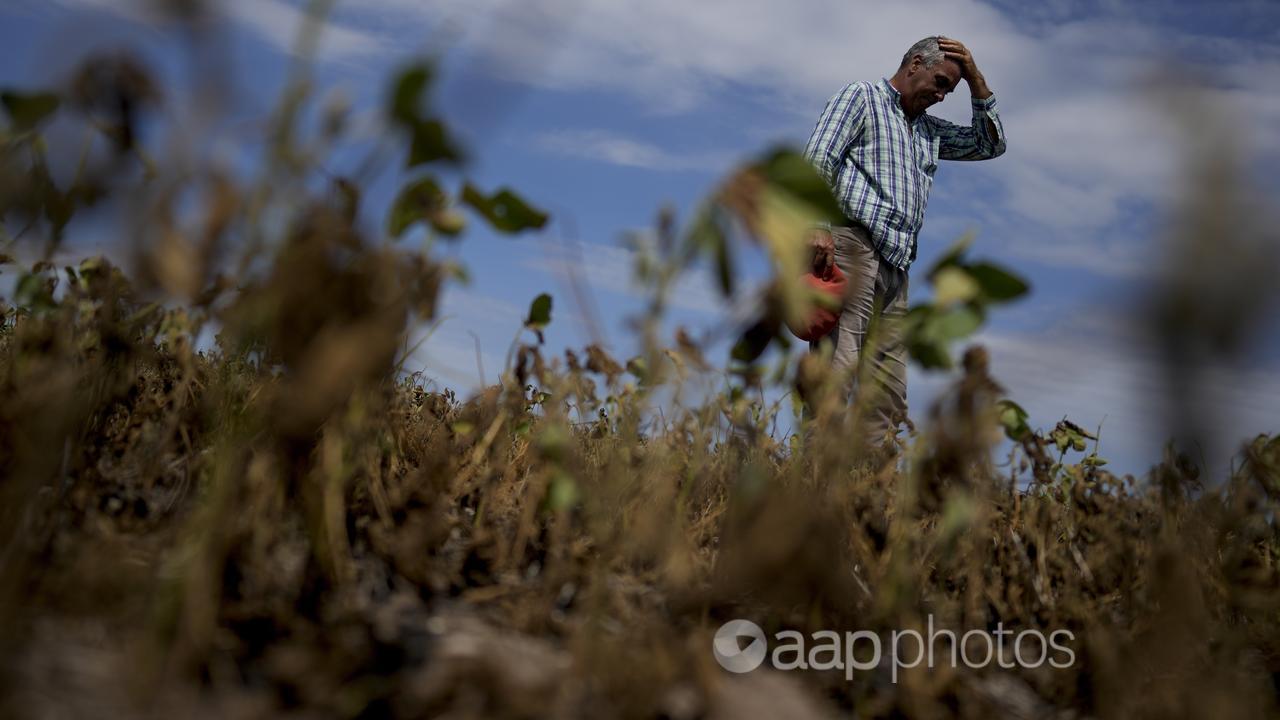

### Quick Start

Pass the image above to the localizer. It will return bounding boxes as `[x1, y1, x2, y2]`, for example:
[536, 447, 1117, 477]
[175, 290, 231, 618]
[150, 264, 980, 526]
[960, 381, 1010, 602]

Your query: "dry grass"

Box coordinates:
[1, 32, 1279, 720]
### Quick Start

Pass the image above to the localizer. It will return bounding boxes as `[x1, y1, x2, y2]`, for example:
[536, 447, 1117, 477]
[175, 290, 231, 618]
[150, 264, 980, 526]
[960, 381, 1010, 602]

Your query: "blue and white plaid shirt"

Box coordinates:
[803, 78, 1006, 270]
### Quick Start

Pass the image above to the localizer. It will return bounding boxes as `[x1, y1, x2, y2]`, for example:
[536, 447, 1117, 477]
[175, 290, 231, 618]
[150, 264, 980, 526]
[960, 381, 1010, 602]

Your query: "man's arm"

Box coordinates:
[932, 37, 1006, 160]
[802, 83, 867, 270]
[803, 83, 868, 184]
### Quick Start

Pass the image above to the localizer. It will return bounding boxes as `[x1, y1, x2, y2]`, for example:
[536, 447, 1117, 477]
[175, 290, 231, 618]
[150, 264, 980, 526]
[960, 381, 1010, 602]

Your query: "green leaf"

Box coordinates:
[730, 317, 778, 364]
[387, 176, 443, 237]
[389, 64, 432, 126]
[1082, 454, 1108, 467]
[932, 266, 980, 307]
[904, 306, 953, 369]
[968, 262, 1030, 302]
[758, 148, 844, 224]
[78, 256, 105, 278]
[1, 90, 60, 132]
[1051, 420, 1093, 454]
[626, 356, 649, 383]
[525, 292, 552, 329]
[408, 119, 464, 166]
[547, 471, 580, 511]
[387, 64, 464, 167]
[907, 338, 952, 370]
[536, 424, 570, 462]
[939, 493, 977, 542]
[686, 206, 733, 296]
[14, 271, 55, 311]
[1060, 419, 1096, 440]
[387, 176, 464, 238]
[996, 399, 1028, 417]
[926, 233, 974, 282]
[461, 183, 549, 234]
[1052, 429, 1070, 453]
[996, 399, 1031, 440]
[14, 272, 42, 305]
[433, 209, 466, 236]
[928, 306, 983, 342]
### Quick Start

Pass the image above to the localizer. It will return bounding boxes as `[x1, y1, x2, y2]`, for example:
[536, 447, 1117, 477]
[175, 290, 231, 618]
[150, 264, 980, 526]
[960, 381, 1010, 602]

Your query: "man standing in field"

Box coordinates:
[802, 35, 1006, 445]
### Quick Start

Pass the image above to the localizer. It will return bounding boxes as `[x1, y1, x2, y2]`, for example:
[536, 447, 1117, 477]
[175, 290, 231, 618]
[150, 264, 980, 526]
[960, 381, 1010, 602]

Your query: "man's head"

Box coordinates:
[891, 36, 962, 118]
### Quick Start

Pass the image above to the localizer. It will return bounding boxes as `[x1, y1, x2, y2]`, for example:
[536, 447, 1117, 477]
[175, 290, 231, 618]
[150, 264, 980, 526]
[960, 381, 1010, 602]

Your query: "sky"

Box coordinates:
[2, 0, 1279, 477]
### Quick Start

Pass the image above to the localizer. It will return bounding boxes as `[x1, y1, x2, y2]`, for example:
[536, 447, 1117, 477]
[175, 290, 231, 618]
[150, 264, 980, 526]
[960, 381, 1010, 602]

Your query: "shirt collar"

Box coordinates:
[879, 76, 922, 123]
[879, 77, 900, 100]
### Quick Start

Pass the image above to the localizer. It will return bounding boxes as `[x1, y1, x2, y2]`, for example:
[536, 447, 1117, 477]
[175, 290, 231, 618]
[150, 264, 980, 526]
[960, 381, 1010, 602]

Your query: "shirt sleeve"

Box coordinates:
[931, 94, 1007, 161]
[803, 83, 868, 185]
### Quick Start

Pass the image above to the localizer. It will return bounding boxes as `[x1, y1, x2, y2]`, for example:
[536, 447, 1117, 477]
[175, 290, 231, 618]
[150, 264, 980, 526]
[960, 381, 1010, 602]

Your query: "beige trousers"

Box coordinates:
[810, 224, 910, 444]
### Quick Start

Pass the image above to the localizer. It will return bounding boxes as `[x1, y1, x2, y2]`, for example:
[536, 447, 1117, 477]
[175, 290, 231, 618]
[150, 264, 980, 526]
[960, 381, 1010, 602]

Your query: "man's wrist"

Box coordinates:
[966, 72, 992, 99]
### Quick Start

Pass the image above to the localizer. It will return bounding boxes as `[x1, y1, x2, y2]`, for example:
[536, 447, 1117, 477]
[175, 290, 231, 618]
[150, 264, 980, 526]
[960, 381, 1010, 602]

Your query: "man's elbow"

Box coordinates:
[983, 131, 1006, 159]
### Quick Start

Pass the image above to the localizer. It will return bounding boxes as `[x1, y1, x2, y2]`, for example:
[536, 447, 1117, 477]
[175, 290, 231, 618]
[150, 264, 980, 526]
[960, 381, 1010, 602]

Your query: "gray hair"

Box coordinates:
[900, 36, 945, 69]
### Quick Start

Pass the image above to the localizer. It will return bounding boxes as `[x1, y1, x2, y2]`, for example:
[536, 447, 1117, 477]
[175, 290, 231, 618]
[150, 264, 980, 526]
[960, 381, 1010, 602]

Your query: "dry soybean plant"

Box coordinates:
[1, 22, 1279, 720]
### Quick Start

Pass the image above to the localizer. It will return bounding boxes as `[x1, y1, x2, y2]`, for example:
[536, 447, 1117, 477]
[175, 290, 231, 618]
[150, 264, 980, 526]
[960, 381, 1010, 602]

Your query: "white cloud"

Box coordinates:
[533, 129, 733, 173]
[973, 326, 1280, 476]
[409, 332, 505, 393]
[338, 0, 1280, 278]
[519, 237, 735, 317]
[54, 0, 385, 60]
[226, 0, 383, 59]
[50, 0, 1280, 279]
[344, 0, 1022, 112]
[405, 287, 524, 392]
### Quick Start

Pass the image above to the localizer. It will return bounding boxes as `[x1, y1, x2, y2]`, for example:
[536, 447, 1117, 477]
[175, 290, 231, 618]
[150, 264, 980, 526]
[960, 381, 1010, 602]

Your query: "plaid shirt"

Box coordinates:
[803, 78, 1006, 270]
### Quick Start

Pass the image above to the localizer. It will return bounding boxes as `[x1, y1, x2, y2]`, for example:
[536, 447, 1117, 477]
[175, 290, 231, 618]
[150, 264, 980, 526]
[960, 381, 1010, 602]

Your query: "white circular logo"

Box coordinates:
[713, 619, 767, 673]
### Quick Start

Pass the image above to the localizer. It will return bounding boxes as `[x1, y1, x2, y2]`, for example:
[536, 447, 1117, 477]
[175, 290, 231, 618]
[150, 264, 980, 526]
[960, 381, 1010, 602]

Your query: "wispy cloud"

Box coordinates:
[340, 0, 1023, 111]
[435, 287, 527, 331]
[404, 287, 524, 392]
[55, 0, 385, 60]
[973, 325, 1280, 474]
[226, 0, 384, 59]
[336, 0, 1280, 279]
[533, 129, 732, 173]
[408, 333, 506, 393]
[519, 238, 733, 317]
[54, 0, 1280, 280]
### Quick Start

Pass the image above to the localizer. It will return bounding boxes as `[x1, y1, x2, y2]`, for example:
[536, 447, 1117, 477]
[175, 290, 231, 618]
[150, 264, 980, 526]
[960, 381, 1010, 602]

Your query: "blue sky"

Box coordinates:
[3, 0, 1278, 476]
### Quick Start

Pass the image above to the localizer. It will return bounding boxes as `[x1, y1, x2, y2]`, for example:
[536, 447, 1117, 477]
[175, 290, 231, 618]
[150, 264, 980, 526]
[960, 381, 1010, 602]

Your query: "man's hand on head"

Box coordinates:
[937, 37, 991, 99]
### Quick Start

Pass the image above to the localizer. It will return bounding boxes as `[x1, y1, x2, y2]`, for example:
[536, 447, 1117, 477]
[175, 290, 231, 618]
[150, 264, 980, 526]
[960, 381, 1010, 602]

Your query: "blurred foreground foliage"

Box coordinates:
[1, 27, 1279, 720]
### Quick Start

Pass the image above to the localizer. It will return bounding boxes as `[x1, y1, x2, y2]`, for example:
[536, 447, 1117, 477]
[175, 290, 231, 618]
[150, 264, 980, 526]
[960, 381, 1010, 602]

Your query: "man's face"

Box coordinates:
[901, 56, 962, 117]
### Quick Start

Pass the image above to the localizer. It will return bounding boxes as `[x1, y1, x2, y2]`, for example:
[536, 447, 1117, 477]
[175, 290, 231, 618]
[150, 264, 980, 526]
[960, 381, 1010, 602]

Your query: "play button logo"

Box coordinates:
[712, 619, 767, 673]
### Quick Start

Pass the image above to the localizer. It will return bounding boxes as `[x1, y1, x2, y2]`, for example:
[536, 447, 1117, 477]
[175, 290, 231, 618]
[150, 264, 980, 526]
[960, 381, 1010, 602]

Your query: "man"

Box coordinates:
[802, 35, 1006, 445]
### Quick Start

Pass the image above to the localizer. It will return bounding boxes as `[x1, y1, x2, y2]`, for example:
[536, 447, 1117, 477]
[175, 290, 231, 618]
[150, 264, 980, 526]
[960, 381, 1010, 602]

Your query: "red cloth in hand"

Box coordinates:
[787, 264, 846, 342]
